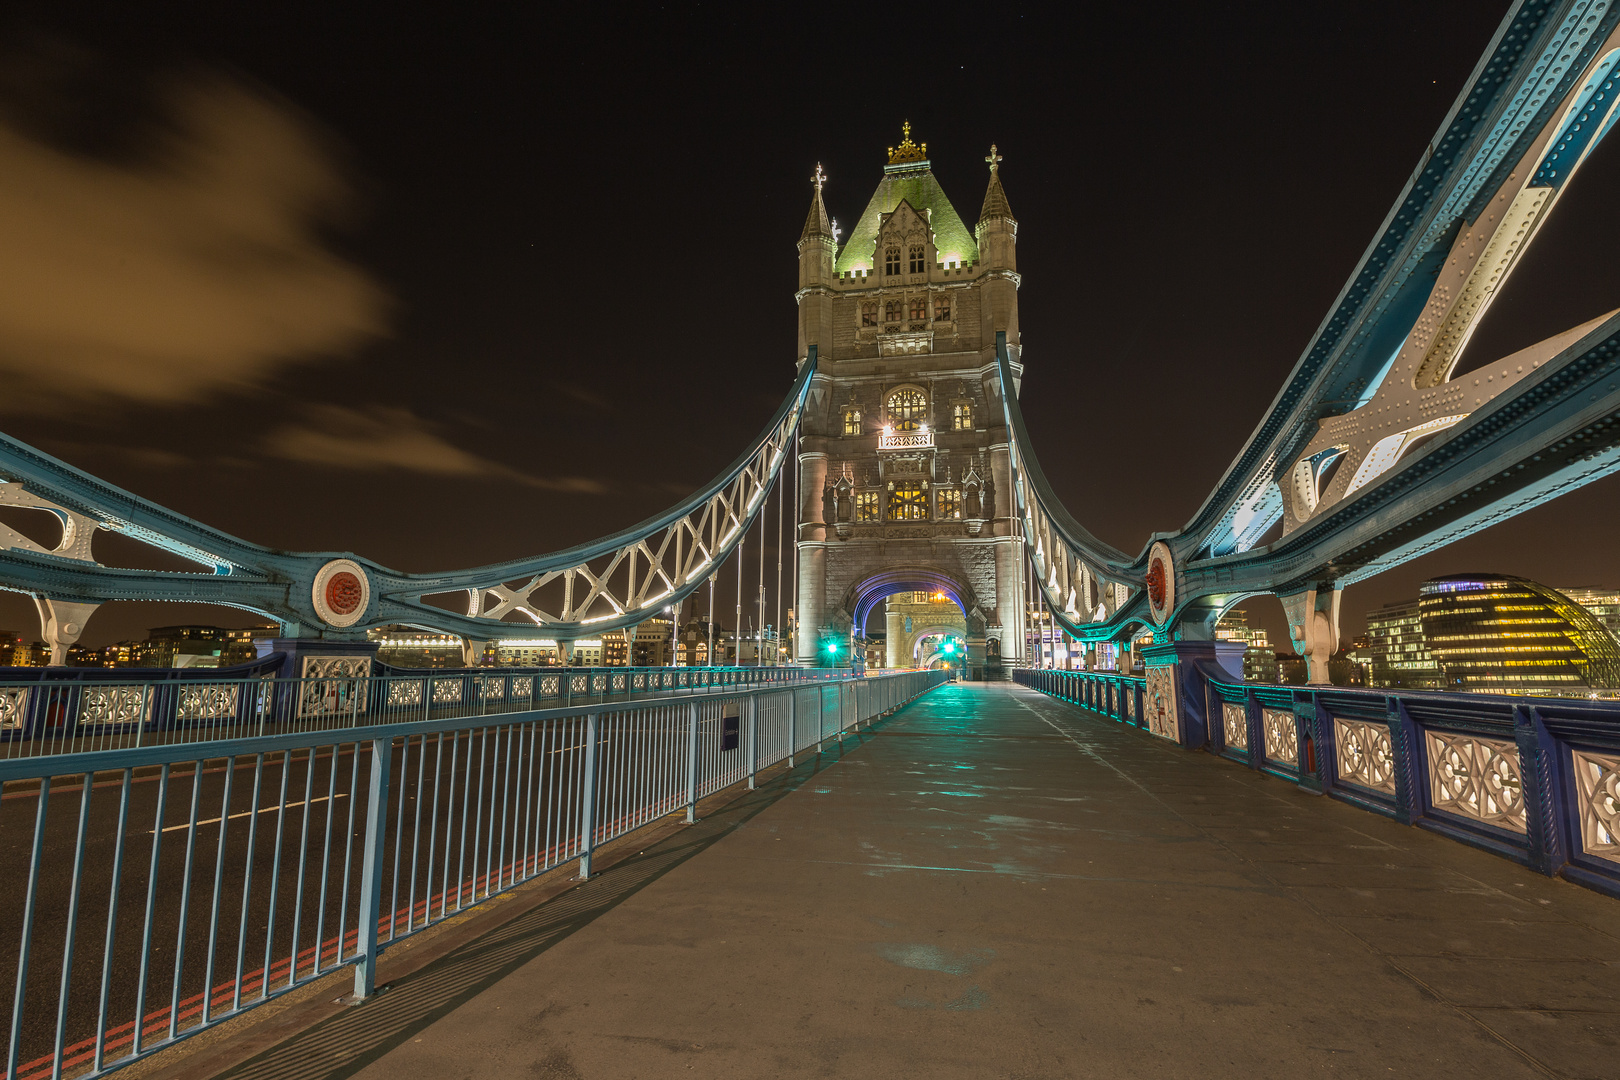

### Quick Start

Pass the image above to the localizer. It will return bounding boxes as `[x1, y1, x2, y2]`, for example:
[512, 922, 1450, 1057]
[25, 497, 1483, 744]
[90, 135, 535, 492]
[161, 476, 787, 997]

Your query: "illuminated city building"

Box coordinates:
[1214, 607, 1279, 682]
[1365, 600, 1445, 690]
[1556, 587, 1620, 641]
[1419, 575, 1620, 697]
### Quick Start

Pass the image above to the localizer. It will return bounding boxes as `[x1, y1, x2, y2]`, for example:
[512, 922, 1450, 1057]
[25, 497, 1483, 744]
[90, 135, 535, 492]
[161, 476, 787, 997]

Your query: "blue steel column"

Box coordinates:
[353, 735, 394, 1000]
[577, 713, 599, 879]
[1515, 704, 1568, 877]
[684, 702, 700, 824]
[746, 696, 758, 791]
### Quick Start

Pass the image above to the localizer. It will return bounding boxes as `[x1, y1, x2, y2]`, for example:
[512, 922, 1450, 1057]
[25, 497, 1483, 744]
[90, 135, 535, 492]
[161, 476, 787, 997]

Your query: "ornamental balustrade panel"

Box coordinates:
[1223, 702, 1248, 751]
[80, 685, 151, 726]
[175, 683, 240, 723]
[0, 686, 28, 729]
[297, 656, 371, 719]
[1425, 730, 1527, 834]
[1572, 749, 1620, 867]
[1333, 717, 1396, 795]
[1262, 708, 1298, 766]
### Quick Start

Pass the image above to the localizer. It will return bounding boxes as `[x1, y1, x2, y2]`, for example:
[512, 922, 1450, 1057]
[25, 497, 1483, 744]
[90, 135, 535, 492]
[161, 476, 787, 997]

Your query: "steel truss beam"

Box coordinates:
[1005, 0, 1620, 644]
[0, 353, 816, 643]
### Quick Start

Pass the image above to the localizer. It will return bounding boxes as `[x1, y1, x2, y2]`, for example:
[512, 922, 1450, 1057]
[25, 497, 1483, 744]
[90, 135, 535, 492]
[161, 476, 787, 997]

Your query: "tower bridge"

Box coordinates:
[5, 3, 1620, 1076]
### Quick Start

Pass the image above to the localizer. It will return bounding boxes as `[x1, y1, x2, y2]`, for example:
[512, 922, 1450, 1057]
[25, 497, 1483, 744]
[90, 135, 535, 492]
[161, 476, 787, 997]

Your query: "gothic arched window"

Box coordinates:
[843, 409, 861, 436]
[909, 245, 926, 274]
[886, 387, 927, 431]
[884, 247, 901, 276]
[937, 488, 962, 519]
[934, 295, 951, 321]
[855, 491, 880, 522]
[860, 302, 878, 327]
[952, 403, 973, 430]
[885, 300, 901, 323]
[909, 296, 926, 321]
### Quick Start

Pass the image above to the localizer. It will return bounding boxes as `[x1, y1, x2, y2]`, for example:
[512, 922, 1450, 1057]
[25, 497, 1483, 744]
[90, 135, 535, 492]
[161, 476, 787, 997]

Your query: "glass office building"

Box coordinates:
[1366, 599, 1445, 690]
[1418, 575, 1620, 696]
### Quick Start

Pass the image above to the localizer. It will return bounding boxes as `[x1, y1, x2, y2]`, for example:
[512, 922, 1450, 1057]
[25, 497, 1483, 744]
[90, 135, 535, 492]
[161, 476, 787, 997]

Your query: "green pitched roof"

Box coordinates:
[833, 165, 980, 274]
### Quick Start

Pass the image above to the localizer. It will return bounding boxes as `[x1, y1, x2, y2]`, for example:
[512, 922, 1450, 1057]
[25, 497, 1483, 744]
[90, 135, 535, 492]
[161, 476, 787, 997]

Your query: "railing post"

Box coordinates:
[578, 712, 599, 878]
[353, 734, 393, 1001]
[746, 696, 758, 791]
[684, 701, 701, 824]
[787, 690, 797, 768]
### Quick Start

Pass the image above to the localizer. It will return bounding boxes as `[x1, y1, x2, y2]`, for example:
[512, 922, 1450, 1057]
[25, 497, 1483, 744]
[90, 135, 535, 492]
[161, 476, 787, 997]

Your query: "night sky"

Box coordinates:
[1, 1, 1616, 651]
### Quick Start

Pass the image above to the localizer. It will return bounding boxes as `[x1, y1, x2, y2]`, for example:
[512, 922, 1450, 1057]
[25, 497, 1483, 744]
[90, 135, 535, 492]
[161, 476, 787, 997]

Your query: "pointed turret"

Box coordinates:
[796, 163, 837, 367]
[975, 145, 1020, 353]
[800, 163, 834, 243]
[975, 145, 1017, 268]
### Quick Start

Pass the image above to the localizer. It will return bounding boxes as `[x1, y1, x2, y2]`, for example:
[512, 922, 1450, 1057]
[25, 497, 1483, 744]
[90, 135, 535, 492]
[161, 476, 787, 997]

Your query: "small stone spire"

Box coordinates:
[800, 163, 834, 243]
[978, 145, 1015, 224]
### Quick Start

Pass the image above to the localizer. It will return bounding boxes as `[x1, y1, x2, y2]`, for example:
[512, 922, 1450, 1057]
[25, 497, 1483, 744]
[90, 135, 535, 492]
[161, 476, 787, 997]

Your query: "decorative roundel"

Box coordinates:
[1146, 541, 1175, 626]
[312, 559, 371, 628]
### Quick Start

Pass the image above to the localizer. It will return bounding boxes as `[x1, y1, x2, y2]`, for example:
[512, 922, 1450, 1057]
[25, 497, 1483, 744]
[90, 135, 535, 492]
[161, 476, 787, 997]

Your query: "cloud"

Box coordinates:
[0, 71, 389, 411]
[264, 404, 604, 492]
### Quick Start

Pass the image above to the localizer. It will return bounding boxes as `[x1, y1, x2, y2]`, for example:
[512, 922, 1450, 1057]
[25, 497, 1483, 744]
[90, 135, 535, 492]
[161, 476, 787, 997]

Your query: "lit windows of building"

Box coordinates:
[855, 490, 880, 522]
[843, 408, 862, 435]
[1418, 575, 1620, 697]
[909, 296, 926, 321]
[886, 387, 927, 431]
[1365, 599, 1445, 690]
[884, 247, 901, 276]
[952, 403, 972, 430]
[1214, 607, 1278, 683]
[936, 488, 961, 519]
[1556, 587, 1620, 643]
[887, 482, 929, 521]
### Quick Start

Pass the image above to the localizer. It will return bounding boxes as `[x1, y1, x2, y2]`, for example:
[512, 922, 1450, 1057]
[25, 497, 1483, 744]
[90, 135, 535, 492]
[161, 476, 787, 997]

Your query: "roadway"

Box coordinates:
[166, 681, 1620, 1080]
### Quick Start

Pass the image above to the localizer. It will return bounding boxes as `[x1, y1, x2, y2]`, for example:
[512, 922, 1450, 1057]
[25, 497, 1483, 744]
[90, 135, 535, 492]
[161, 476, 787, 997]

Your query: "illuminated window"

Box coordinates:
[842, 409, 861, 436]
[886, 387, 927, 431]
[885, 300, 902, 323]
[861, 302, 878, 327]
[909, 245, 926, 273]
[952, 403, 973, 430]
[934, 295, 951, 321]
[937, 488, 961, 519]
[855, 491, 880, 522]
[909, 296, 926, 320]
[885, 247, 901, 276]
[887, 483, 928, 521]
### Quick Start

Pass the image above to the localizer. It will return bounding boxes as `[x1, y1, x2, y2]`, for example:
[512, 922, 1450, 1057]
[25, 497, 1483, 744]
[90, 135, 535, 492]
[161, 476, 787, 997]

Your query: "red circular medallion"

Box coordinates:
[325, 571, 364, 615]
[1146, 560, 1166, 608]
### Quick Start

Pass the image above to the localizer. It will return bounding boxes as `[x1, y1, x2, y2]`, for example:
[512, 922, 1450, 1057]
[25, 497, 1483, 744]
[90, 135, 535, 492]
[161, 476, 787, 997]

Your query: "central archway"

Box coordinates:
[840, 565, 981, 672]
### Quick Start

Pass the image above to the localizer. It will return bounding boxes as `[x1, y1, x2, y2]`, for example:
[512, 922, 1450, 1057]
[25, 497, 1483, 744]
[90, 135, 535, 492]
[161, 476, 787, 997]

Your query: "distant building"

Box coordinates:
[1365, 600, 1445, 690]
[1420, 575, 1620, 696]
[1214, 608, 1279, 683]
[372, 628, 464, 668]
[1556, 587, 1620, 642]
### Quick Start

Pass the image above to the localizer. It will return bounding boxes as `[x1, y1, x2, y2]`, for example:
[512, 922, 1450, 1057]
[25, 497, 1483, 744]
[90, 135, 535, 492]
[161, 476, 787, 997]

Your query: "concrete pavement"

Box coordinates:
[210, 682, 1620, 1079]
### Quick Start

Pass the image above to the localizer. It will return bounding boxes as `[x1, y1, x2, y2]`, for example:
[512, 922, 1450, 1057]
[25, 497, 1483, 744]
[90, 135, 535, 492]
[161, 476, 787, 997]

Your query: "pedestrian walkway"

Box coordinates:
[207, 683, 1618, 1079]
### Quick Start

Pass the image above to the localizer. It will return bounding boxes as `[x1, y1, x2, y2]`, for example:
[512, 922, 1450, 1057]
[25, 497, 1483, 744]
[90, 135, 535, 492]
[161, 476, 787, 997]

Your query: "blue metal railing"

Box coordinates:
[1016, 668, 1620, 900]
[0, 667, 948, 1080]
[0, 664, 857, 761]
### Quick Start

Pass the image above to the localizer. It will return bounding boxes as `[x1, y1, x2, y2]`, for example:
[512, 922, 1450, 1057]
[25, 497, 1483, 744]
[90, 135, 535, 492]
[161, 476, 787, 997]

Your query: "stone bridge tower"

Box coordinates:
[794, 127, 1025, 673]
